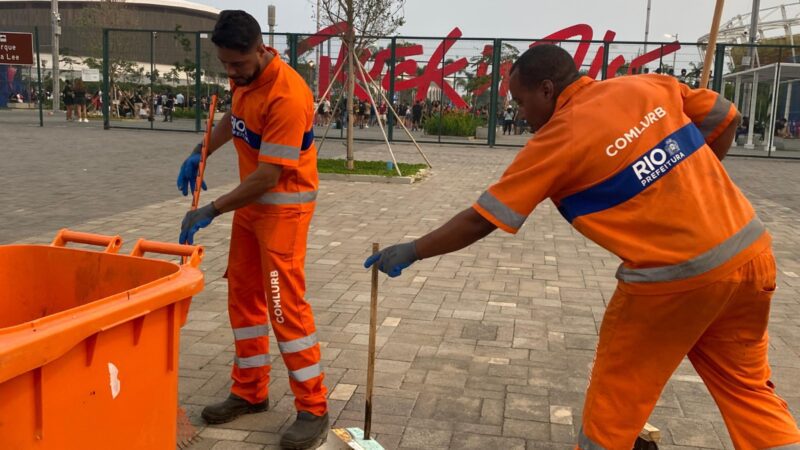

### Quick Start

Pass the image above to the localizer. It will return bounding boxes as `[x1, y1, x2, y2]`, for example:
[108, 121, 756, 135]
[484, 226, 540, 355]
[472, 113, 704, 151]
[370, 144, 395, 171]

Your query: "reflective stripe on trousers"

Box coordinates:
[617, 217, 765, 283]
[234, 354, 271, 369]
[233, 324, 269, 341]
[278, 332, 319, 354]
[289, 363, 323, 382]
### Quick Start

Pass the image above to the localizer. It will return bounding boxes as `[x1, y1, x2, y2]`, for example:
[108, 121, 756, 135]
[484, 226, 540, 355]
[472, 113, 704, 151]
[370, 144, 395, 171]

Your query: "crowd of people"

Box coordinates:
[110, 89, 231, 122]
[314, 97, 475, 133]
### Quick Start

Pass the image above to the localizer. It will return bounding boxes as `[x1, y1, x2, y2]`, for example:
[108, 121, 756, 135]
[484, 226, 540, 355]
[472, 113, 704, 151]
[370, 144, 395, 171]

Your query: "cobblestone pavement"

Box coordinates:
[3, 109, 800, 449]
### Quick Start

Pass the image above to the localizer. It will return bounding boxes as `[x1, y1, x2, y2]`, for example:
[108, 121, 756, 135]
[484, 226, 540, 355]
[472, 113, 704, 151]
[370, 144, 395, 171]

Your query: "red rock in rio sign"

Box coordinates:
[300, 23, 680, 109]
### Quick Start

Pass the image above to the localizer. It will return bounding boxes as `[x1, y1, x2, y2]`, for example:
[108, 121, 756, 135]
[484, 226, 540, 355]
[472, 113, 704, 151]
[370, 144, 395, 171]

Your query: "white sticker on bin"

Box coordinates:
[108, 362, 121, 399]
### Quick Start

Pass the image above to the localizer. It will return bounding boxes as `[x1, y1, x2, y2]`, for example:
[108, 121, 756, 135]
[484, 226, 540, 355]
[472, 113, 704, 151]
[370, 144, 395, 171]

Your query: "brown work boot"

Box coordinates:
[201, 394, 268, 424]
[279, 411, 329, 449]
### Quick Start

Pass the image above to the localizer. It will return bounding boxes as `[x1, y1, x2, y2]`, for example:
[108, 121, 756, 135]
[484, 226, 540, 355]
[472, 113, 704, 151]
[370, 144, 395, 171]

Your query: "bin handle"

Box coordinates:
[51, 229, 123, 253]
[130, 239, 204, 267]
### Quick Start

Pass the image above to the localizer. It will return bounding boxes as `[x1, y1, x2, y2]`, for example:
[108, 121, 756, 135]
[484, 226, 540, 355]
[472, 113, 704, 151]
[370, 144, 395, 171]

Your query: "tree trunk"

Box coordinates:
[345, 0, 355, 170]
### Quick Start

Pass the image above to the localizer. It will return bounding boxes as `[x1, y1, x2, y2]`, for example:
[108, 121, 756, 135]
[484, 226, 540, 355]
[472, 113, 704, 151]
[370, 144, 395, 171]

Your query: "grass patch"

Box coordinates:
[318, 159, 427, 177]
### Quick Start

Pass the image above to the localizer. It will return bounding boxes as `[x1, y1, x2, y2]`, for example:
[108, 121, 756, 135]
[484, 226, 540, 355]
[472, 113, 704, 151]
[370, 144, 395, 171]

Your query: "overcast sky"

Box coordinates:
[194, 0, 783, 42]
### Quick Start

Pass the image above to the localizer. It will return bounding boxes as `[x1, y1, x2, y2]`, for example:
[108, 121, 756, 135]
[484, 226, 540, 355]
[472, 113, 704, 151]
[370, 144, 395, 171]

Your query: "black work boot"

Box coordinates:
[633, 437, 659, 450]
[201, 394, 268, 424]
[279, 411, 329, 449]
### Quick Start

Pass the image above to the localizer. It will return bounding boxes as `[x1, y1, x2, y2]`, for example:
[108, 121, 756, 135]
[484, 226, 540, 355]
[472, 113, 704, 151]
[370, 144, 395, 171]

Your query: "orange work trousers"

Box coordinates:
[579, 248, 800, 450]
[226, 205, 327, 416]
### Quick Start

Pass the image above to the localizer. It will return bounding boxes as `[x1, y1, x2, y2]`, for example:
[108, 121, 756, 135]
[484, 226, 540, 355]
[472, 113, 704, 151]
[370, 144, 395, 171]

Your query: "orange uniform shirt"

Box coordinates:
[230, 47, 318, 212]
[473, 75, 770, 294]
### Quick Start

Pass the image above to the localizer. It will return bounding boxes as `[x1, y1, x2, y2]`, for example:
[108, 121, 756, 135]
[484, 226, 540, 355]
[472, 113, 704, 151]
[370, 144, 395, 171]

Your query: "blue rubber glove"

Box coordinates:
[363, 242, 419, 278]
[179, 202, 219, 245]
[177, 143, 208, 196]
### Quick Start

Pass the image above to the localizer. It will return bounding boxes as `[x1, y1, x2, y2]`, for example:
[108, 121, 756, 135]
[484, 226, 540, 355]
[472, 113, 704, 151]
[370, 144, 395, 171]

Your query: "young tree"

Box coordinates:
[317, 0, 406, 169]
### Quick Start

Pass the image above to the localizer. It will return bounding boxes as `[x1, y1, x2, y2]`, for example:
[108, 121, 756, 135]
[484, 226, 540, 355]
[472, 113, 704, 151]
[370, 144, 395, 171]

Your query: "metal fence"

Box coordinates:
[95, 28, 800, 159]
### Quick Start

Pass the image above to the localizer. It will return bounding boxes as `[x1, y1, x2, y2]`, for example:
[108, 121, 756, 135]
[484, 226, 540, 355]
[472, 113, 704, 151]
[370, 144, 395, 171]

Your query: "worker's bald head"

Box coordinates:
[509, 45, 580, 132]
[510, 44, 580, 95]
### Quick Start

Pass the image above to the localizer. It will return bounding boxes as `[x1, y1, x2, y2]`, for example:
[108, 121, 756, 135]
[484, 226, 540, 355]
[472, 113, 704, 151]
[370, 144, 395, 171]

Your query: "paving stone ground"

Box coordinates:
[3, 110, 800, 449]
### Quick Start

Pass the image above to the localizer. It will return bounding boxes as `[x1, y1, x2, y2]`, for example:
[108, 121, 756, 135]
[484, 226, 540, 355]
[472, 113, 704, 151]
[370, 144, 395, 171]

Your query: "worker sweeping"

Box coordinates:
[365, 44, 800, 449]
[177, 10, 328, 449]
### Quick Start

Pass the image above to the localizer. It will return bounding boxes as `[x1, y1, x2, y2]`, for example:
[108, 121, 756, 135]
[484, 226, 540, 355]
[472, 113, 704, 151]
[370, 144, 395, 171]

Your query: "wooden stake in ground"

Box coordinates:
[317, 244, 386, 450]
[700, 0, 726, 88]
[365, 242, 379, 439]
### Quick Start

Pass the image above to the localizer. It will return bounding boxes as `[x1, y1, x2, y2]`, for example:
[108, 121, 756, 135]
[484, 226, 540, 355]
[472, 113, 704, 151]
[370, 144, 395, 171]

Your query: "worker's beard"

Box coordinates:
[233, 60, 265, 86]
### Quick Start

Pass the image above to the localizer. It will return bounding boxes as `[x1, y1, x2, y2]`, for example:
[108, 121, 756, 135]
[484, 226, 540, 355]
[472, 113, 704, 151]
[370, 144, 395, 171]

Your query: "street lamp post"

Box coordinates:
[315, 0, 321, 99]
[644, 0, 652, 55]
[665, 33, 678, 74]
[268, 5, 276, 48]
[308, 60, 316, 96]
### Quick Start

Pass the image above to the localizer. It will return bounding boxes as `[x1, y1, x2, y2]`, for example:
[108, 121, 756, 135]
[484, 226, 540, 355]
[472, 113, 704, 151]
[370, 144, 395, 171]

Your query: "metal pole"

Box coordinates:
[388, 37, 396, 141]
[748, 0, 760, 68]
[102, 28, 110, 129]
[51, 0, 60, 113]
[150, 32, 155, 129]
[672, 33, 678, 73]
[713, 44, 725, 92]
[35, 26, 44, 127]
[644, 0, 652, 55]
[768, 50, 781, 154]
[745, 70, 759, 149]
[195, 32, 202, 132]
[315, 0, 320, 98]
[268, 5, 276, 48]
[487, 39, 502, 147]
[734, 75, 742, 108]
[289, 34, 298, 68]
[344, 2, 355, 171]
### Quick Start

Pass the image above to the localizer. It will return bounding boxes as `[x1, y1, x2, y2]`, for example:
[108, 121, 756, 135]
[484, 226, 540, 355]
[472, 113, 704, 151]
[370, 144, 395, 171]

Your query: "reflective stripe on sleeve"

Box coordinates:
[257, 190, 318, 205]
[698, 94, 733, 138]
[260, 142, 300, 160]
[476, 191, 526, 230]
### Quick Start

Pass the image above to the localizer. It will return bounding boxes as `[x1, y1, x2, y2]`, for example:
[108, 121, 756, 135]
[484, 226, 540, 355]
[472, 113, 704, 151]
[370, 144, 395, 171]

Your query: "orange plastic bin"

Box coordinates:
[0, 229, 205, 449]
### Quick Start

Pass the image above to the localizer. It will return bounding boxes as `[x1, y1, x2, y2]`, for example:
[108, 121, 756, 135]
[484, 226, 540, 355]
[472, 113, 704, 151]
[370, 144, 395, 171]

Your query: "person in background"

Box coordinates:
[73, 79, 88, 123]
[63, 80, 75, 122]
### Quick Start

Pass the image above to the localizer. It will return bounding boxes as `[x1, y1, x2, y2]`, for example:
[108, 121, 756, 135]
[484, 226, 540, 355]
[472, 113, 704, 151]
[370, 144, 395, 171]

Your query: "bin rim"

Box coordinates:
[0, 237, 204, 385]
